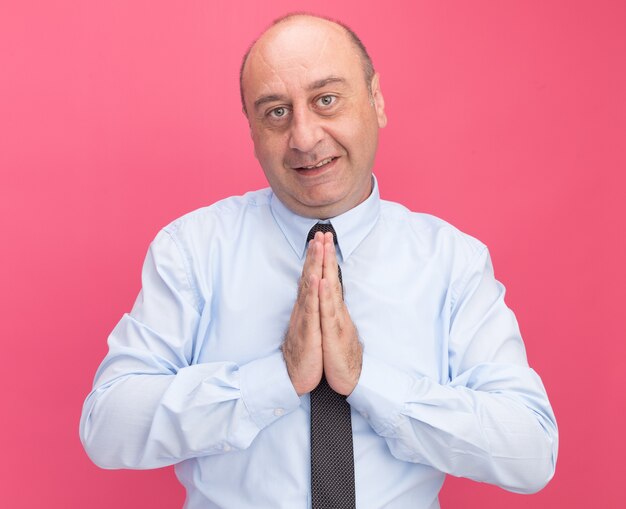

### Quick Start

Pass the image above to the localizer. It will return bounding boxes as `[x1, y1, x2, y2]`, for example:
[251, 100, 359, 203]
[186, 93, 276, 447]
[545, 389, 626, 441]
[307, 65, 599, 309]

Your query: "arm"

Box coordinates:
[79, 229, 301, 469]
[347, 246, 558, 493]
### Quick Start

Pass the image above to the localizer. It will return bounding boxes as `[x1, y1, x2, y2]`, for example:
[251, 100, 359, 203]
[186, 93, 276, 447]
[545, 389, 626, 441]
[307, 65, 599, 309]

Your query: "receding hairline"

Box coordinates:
[239, 13, 375, 113]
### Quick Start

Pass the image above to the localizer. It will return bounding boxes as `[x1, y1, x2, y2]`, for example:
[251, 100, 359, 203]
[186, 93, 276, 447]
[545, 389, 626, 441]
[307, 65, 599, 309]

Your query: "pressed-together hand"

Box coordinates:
[283, 232, 362, 396]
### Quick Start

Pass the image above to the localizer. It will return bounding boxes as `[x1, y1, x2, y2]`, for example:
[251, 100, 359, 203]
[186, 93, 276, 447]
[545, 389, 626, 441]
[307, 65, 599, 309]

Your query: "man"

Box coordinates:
[80, 13, 558, 508]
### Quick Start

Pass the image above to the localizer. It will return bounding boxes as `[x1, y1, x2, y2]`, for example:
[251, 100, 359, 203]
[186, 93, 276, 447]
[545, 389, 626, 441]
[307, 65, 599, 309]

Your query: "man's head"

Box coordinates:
[240, 14, 376, 113]
[240, 14, 387, 219]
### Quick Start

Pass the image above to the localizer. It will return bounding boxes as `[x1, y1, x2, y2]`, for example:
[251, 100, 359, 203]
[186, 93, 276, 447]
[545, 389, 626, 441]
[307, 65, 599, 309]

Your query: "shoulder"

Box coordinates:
[379, 198, 486, 256]
[160, 188, 273, 241]
[377, 199, 491, 302]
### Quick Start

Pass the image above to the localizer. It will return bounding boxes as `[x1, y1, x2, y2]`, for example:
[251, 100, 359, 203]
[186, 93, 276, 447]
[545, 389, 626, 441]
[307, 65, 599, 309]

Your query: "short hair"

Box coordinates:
[239, 13, 375, 114]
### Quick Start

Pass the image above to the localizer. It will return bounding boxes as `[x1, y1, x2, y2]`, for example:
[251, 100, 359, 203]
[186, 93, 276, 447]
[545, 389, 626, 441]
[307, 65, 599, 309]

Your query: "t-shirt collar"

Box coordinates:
[270, 175, 381, 261]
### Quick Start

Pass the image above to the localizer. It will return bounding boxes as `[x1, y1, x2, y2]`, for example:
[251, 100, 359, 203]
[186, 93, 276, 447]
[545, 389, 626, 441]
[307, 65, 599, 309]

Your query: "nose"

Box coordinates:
[288, 107, 324, 153]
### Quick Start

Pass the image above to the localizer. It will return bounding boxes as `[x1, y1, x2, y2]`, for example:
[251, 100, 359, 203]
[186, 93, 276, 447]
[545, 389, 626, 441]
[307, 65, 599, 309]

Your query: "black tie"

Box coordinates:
[307, 223, 356, 509]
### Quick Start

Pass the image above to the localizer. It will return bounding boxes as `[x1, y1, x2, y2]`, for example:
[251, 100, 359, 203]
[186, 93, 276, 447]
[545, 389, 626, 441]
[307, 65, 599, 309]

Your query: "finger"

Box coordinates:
[298, 234, 323, 300]
[319, 278, 341, 341]
[322, 233, 342, 300]
[319, 277, 334, 315]
[286, 274, 321, 356]
[303, 274, 320, 319]
[306, 232, 324, 277]
[301, 274, 322, 355]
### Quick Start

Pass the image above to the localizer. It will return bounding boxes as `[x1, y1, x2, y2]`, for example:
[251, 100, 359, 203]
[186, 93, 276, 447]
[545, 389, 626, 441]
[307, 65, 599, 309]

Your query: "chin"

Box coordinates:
[302, 189, 345, 208]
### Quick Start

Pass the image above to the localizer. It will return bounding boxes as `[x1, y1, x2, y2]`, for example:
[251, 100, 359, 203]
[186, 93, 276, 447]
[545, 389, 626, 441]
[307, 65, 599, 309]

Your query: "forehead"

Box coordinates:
[243, 18, 363, 97]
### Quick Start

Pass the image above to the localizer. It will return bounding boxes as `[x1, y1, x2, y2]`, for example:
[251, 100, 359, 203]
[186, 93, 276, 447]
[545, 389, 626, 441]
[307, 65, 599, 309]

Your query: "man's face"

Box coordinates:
[242, 17, 387, 219]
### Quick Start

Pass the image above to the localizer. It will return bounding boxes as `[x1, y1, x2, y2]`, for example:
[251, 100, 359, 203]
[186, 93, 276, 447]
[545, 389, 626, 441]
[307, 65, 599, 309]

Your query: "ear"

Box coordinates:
[242, 105, 252, 128]
[370, 73, 387, 128]
[243, 108, 260, 159]
[248, 126, 258, 160]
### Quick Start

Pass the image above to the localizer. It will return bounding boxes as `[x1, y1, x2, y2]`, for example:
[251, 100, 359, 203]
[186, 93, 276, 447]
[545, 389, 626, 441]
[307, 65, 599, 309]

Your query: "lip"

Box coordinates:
[290, 156, 339, 176]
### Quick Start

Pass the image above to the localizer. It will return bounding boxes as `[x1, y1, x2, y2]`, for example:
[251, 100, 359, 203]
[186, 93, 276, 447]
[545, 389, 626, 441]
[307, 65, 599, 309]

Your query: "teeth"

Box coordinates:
[304, 157, 333, 169]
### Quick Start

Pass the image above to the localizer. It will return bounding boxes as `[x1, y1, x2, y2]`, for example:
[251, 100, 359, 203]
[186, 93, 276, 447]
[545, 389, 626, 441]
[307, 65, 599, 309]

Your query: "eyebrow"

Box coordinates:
[253, 94, 286, 110]
[253, 76, 347, 111]
[308, 76, 346, 90]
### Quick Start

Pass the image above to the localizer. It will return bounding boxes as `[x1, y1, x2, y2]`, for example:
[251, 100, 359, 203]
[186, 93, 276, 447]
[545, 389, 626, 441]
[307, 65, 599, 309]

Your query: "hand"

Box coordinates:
[319, 232, 362, 396]
[282, 232, 325, 395]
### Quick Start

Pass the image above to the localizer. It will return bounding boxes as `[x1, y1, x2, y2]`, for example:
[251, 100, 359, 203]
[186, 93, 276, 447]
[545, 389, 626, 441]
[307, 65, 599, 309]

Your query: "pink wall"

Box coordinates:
[1, 1, 624, 507]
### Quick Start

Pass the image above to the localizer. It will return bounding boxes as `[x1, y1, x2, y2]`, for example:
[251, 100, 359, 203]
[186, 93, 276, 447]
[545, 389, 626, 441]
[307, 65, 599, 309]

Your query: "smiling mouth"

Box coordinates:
[295, 157, 337, 170]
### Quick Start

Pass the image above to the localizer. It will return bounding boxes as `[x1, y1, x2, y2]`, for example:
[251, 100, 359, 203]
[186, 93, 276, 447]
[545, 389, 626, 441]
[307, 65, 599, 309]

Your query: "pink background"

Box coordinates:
[1, 1, 624, 507]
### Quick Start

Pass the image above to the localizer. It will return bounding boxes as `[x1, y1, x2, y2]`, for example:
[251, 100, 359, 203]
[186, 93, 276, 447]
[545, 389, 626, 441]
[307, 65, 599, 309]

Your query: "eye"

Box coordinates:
[317, 95, 337, 108]
[268, 106, 289, 119]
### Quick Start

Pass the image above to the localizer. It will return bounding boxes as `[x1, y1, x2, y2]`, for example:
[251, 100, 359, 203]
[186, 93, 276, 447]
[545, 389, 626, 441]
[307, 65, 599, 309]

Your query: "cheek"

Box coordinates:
[253, 139, 290, 179]
[256, 144, 283, 170]
[252, 129, 286, 158]
[353, 113, 379, 146]
[251, 135, 273, 163]
[334, 106, 376, 140]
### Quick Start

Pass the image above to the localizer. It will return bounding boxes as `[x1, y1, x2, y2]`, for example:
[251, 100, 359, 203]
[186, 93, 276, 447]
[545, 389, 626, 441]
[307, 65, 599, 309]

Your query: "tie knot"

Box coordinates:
[307, 223, 338, 244]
